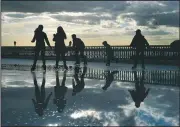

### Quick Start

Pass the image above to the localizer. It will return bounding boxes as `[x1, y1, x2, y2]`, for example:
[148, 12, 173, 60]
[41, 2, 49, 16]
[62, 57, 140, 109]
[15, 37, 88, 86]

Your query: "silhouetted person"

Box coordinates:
[53, 70, 68, 113]
[130, 29, 150, 69]
[170, 40, 180, 67]
[102, 41, 118, 66]
[72, 66, 87, 96]
[14, 41, 16, 46]
[170, 40, 180, 52]
[72, 34, 87, 65]
[53, 26, 68, 70]
[31, 71, 52, 116]
[102, 70, 118, 90]
[128, 70, 150, 108]
[31, 25, 52, 71]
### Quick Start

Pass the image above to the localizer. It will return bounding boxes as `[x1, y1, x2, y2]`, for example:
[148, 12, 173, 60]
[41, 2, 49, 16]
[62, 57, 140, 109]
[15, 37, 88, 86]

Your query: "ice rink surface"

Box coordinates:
[1, 58, 180, 126]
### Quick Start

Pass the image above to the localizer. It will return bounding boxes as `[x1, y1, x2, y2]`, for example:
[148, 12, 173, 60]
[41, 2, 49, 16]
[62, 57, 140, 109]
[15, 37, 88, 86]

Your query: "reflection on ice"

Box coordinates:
[47, 123, 60, 126]
[1, 65, 179, 126]
[70, 109, 101, 120]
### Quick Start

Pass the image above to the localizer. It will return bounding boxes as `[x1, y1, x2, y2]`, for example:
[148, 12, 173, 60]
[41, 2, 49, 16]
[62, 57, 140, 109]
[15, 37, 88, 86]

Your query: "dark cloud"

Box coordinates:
[155, 12, 179, 27]
[2, 1, 179, 28]
[122, 11, 179, 27]
[1, 1, 128, 13]
[143, 30, 171, 35]
[161, 1, 179, 10]
[124, 30, 171, 36]
[122, 1, 179, 27]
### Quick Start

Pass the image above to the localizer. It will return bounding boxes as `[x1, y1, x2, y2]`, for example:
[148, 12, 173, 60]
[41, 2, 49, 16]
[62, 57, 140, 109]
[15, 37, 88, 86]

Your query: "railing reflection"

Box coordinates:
[2, 64, 179, 86]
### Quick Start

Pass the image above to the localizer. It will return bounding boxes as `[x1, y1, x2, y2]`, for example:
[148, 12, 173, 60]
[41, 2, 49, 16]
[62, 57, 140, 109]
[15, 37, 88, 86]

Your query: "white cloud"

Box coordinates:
[1, 1, 179, 46]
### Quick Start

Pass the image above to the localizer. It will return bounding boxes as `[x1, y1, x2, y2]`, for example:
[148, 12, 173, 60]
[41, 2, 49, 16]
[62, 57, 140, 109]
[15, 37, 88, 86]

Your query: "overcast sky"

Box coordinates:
[1, 1, 179, 46]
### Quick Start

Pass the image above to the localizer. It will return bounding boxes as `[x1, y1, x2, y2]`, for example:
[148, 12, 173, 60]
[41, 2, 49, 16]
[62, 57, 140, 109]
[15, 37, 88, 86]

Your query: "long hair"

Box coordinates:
[57, 26, 67, 39]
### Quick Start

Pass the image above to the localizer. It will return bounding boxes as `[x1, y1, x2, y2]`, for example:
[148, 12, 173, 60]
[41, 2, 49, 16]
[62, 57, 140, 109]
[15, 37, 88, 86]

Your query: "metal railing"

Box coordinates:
[1, 45, 180, 64]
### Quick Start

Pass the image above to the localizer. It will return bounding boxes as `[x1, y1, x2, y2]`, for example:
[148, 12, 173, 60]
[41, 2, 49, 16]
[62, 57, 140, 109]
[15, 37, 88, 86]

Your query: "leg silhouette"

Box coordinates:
[75, 51, 80, 64]
[32, 48, 40, 71]
[61, 52, 68, 69]
[41, 72, 46, 102]
[140, 51, 145, 69]
[61, 70, 67, 86]
[41, 50, 46, 70]
[56, 53, 60, 68]
[80, 50, 87, 65]
[133, 50, 140, 69]
[32, 72, 41, 102]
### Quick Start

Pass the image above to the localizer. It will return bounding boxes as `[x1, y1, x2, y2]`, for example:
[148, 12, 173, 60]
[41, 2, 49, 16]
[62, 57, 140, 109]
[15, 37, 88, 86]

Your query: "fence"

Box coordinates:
[1, 45, 180, 64]
[1, 64, 179, 86]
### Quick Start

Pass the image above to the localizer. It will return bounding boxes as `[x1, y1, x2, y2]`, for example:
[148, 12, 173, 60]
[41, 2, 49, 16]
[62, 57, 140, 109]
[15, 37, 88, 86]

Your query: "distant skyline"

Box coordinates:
[1, 1, 179, 46]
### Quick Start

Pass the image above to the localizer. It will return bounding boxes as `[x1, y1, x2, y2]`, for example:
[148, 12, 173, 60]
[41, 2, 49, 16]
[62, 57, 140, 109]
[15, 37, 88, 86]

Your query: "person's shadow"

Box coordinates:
[102, 70, 119, 90]
[31, 72, 52, 116]
[128, 70, 150, 108]
[53, 70, 68, 113]
[72, 66, 87, 96]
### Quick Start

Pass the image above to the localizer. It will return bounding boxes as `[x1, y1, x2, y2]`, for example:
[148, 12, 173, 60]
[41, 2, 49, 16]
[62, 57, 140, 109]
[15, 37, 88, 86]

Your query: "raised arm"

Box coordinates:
[130, 36, 136, 47]
[53, 34, 57, 42]
[80, 39, 85, 48]
[144, 37, 150, 47]
[44, 33, 52, 48]
[31, 31, 36, 42]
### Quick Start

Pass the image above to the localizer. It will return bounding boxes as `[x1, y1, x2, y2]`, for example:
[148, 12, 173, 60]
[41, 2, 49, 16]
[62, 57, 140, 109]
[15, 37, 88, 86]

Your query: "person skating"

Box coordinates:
[71, 34, 87, 65]
[53, 26, 68, 70]
[130, 29, 150, 69]
[31, 25, 52, 71]
[102, 41, 118, 66]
